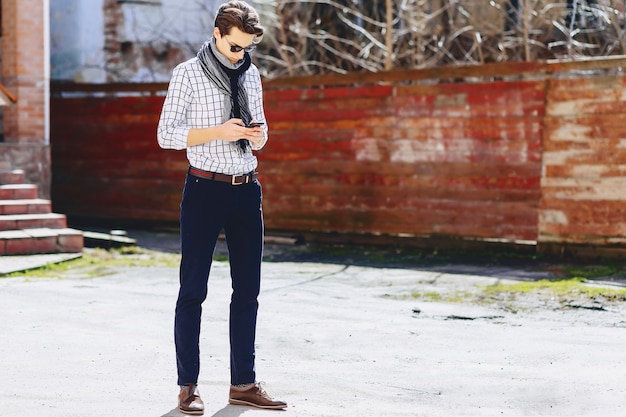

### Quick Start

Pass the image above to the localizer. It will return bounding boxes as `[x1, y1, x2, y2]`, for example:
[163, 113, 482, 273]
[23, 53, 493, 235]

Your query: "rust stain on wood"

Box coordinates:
[539, 74, 626, 245]
[51, 72, 626, 247]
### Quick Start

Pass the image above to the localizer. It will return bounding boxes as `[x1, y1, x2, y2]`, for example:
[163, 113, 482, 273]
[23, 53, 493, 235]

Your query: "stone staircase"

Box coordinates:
[0, 168, 83, 255]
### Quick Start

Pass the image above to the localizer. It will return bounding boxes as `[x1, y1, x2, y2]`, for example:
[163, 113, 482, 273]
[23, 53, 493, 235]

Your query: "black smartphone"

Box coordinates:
[246, 121, 264, 128]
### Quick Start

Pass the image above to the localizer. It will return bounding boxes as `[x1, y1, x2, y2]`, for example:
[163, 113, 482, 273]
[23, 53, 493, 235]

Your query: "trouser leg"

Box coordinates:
[175, 175, 223, 386]
[224, 180, 263, 385]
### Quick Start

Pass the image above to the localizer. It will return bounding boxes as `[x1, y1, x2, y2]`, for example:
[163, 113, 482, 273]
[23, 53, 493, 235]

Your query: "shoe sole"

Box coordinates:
[178, 407, 204, 415]
[228, 398, 287, 410]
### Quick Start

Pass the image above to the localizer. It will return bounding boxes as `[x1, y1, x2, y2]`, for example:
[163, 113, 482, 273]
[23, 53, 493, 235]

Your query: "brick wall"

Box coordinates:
[0, 0, 50, 196]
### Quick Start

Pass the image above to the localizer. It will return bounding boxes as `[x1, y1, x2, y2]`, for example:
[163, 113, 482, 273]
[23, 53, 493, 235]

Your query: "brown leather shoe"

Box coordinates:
[178, 385, 204, 415]
[229, 382, 287, 410]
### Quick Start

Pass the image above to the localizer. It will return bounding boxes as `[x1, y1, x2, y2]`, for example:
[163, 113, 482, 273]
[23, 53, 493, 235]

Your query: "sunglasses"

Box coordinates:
[225, 36, 256, 53]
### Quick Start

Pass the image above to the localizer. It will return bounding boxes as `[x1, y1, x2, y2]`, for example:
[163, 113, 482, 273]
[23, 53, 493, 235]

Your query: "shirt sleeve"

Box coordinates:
[157, 64, 193, 150]
[248, 67, 269, 151]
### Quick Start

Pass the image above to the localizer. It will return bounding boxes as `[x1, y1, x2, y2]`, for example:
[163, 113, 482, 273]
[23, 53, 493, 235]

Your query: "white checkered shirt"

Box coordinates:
[157, 57, 268, 175]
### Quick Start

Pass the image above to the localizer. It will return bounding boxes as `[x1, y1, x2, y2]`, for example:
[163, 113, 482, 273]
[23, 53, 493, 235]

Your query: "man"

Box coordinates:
[157, 1, 286, 414]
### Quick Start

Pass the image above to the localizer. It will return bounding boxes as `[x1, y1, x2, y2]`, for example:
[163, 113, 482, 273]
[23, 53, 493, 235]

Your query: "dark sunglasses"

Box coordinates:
[226, 37, 256, 53]
[230, 44, 256, 53]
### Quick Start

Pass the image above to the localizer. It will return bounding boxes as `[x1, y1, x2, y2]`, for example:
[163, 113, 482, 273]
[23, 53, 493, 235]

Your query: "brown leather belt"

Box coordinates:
[188, 166, 258, 185]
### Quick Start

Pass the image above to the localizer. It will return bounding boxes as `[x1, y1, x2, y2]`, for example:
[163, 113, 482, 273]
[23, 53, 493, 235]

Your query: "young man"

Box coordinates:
[157, 1, 286, 414]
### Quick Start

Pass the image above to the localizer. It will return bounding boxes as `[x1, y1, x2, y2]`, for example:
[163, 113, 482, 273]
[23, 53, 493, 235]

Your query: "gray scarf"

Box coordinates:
[197, 38, 252, 152]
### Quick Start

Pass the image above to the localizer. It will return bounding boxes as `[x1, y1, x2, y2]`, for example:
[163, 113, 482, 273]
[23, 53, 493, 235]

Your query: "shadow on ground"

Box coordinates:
[93, 228, 626, 287]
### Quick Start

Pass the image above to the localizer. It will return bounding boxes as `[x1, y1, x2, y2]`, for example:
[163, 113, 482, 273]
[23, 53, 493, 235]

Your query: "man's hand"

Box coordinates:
[222, 118, 263, 144]
[245, 122, 265, 147]
[186, 118, 265, 147]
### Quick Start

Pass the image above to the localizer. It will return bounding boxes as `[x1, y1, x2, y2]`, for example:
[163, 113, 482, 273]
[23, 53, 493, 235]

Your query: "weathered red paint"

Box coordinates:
[50, 76, 545, 242]
[539, 75, 626, 249]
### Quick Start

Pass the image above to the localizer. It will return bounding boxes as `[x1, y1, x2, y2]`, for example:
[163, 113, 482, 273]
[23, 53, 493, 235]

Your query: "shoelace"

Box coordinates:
[255, 382, 271, 399]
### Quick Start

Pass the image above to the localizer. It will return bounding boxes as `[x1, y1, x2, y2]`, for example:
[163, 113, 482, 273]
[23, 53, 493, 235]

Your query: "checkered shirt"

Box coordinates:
[157, 57, 268, 175]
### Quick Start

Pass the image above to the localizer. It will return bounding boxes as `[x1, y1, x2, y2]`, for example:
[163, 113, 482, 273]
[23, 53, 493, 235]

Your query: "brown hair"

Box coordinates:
[215, 1, 264, 40]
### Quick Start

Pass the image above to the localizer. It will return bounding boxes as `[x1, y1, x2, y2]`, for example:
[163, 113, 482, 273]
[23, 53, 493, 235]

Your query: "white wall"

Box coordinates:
[120, 0, 218, 45]
[50, 0, 106, 82]
[50, 0, 225, 82]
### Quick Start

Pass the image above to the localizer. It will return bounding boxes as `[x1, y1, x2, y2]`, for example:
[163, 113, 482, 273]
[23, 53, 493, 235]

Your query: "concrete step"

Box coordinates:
[0, 169, 26, 185]
[0, 167, 84, 255]
[0, 199, 52, 215]
[0, 228, 84, 255]
[0, 184, 39, 200]
[0, 213, 67, 231]
[82, 230, 137, 249]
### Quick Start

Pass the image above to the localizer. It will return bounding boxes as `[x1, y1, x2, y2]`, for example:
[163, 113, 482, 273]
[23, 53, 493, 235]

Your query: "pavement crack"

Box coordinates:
[365, 381, 443, 397]
[565, 303, 607, 311]
[443, 314, 505, 321]
[424, 272, 444, 284]
[264, 265, 350, 292]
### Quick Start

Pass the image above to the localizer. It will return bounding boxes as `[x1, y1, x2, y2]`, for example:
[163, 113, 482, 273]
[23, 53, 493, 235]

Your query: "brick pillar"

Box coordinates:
[103, 0, 124, 82]
[1, 0, 51, 197]
[1, 0, 46, 144]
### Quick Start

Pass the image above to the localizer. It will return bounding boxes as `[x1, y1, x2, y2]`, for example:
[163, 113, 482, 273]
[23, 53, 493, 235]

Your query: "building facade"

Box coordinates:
[0, 0, 50, 197]
[51, 0, 222, 83]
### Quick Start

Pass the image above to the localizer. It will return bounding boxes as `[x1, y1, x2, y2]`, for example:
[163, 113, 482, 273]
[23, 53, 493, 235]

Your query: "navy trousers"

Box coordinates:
[175, 171, 263, 386]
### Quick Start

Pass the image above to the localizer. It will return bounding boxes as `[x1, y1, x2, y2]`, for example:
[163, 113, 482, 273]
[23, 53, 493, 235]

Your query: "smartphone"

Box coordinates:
[246, 121, 264, 128]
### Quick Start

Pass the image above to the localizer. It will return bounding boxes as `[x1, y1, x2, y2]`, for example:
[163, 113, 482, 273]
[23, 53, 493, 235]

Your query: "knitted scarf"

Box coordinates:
[197, 38, 252, 152]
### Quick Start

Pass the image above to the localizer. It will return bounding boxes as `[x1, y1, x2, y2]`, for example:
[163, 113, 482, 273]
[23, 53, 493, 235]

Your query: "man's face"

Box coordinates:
[214, 27, 256, 64]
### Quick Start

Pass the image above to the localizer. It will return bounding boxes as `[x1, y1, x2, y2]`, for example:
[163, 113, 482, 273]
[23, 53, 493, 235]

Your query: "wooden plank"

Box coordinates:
[261, 171, 540, 192]
[262, 61, 548, 89]
[540, 199, 626, 225]
[544, 164, 626, 178]
[541, 177, 626, 201]
[47, 55, 626, 95]
[396, 79, 545, 97]
[50, 82, 168, 95]
[540, 223, 626, 239]
[547, 55, 626, 74]
[263, 201, 538, 239]
[261, 158, 539, 176]
[264, 84, 393, 102]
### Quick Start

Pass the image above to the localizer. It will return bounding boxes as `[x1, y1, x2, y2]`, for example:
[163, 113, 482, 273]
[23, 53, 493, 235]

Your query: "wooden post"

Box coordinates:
[385, 0, 393, 71]
[523, 0, 531, 61]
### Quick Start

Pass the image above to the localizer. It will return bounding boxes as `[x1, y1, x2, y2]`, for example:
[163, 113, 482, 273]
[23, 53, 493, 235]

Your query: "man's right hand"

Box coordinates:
[186, 118, 261, 147]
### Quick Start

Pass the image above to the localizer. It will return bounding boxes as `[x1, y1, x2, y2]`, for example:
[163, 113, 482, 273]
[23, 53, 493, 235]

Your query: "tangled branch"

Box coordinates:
[252, 0, 626, 78]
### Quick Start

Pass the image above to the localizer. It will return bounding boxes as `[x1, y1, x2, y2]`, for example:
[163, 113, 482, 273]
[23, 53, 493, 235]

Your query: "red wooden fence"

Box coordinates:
[539, 75, 626, 257]
[260, 81, 543, 242]
[50, 57, 626, 256]
[51, 94, 185, 222]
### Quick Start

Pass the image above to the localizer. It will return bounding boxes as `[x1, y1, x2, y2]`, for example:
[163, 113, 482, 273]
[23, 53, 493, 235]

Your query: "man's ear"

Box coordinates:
[213, 27, 221, 39]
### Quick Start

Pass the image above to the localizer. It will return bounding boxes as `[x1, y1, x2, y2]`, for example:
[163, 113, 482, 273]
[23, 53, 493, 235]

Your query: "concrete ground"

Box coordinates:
[1, 230, 625, 417]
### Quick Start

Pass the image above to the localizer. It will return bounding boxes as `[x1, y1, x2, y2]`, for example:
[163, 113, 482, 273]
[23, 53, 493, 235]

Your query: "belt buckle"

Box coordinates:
[231, 174, 248, 185]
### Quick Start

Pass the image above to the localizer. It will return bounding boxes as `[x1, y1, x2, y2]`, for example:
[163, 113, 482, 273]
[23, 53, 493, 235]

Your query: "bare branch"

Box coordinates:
[100, 0, 626, 81]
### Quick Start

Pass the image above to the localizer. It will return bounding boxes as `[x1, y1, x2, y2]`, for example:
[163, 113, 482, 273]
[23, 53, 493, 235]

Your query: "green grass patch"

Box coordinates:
[405, 277, 626, 309]
[562, 264, 626, 280]
[2, 246, 183, 279]
[484, 278, 626, 302]
[409, 290, 471, 304]
[411, 291, 443, 302]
